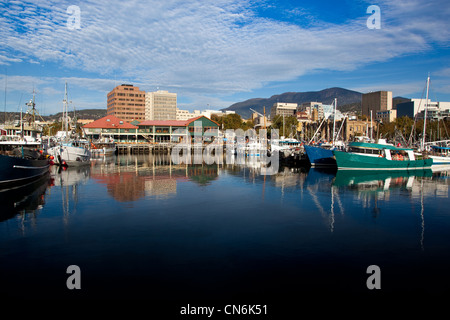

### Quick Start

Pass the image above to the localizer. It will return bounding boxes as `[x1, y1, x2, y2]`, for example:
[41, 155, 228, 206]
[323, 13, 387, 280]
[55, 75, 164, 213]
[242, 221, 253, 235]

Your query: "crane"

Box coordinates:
[249, 107, 267, 130]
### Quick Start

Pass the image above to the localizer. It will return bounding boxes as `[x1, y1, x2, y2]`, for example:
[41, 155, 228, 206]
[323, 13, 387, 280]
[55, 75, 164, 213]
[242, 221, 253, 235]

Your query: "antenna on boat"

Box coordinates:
[332, 98, 337, 146]
[421, 74, 430, 151]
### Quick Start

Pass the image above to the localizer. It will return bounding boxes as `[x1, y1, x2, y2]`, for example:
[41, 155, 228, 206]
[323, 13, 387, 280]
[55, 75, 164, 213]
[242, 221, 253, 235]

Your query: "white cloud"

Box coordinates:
[0, 0, 449, 110]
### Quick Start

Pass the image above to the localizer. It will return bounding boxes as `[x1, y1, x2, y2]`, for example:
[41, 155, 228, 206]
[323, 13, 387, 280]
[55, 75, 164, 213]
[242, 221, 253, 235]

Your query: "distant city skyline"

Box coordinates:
[1, 0, 450, 116]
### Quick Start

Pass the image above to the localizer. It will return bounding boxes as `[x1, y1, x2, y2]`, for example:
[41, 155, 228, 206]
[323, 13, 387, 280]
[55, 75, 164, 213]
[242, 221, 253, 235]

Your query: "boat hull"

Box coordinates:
[48, 145, 91, 166]
[304, 145, 336, 167]
[430, 155, 450, 166]
[333, 150, 433, 170]
[0, 154, 50, 189]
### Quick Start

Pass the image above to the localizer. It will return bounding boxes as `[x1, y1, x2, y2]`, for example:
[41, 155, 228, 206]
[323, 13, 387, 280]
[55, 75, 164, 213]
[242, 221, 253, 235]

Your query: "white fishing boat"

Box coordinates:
[47, 82, 91, 167]
[416, 76, 450, 169]
[90, 138, 116, 158]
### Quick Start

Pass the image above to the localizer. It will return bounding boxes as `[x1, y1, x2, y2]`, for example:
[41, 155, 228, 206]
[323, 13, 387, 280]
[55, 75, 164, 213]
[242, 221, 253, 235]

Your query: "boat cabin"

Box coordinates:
[347, 142, 416, 161]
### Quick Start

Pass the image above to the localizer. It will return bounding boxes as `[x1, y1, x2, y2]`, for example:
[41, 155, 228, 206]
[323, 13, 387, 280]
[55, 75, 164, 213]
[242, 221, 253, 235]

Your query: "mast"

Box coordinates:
[332, 98, 337, 146]
[4, 68, 6, 124]
[421, 75, 430, 151]
[64, 81, 68, 138]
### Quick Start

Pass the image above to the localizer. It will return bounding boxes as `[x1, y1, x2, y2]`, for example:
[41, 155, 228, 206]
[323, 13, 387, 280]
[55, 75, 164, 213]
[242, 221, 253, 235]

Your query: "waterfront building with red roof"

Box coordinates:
[83, 115, 219, 143]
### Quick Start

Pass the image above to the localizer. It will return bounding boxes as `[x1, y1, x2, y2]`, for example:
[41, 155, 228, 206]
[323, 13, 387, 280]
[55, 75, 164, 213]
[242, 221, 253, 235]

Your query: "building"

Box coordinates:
[145, 90, 177, 121]
[107, 84, 146, 122]
[361, 91, 392, 118]
[137, 115, 219, 143]
[176, 108, 201, 121]
[397, 99, 450, 119]
[83, 115, 139, 142]
[298, 102, 324, 120]
[251, 112, 271, 129]
[375, 109, 397, 123]
[270, 102, 297, 120]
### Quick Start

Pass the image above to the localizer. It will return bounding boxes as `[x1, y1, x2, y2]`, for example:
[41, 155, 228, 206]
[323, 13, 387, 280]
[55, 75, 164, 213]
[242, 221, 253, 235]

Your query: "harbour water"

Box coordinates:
[1, 154, 450, 305]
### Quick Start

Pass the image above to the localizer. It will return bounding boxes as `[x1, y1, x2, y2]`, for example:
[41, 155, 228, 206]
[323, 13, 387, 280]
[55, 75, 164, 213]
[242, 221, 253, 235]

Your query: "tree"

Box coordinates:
[211, 113, 253, 130]
[271, 115, 298, 138]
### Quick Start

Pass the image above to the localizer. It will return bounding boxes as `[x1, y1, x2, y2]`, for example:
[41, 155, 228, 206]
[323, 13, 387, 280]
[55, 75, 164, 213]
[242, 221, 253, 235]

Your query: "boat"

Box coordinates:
[304, 144, 336, 167]
[429, 144, 450, 166]
[46, 82, 91, 167]
[90, 138, 116, 158]
[271, 138, 302, 157]
[47, 139, 91, 166]
[333, 140, 433, 170]
[304, 98, 346, 167]
[0, 147, 50, 189]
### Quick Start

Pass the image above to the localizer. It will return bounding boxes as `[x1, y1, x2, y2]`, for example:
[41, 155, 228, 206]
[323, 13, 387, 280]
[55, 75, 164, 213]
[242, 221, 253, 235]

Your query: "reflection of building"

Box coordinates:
[90, 156, 219, 202]
[145, 179, 177, 199]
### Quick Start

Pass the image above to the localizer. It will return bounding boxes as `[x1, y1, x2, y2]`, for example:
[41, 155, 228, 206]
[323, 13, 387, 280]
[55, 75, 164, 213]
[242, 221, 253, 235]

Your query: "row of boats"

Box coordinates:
[0, 135, 116, 189]
[304, 139, 449, 170]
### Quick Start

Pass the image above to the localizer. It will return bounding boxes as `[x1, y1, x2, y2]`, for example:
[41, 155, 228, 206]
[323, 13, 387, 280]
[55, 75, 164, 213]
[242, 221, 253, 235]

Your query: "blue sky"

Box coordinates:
[1, 0, 449, 116]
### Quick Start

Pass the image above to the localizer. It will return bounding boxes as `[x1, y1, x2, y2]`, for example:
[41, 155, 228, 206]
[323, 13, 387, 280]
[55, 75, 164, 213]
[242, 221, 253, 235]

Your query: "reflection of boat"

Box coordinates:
[0, 172, 50, 222]
[0, 149, 50, 189]
[333, 141, 432, 170]
[50, 165, 90, 186]
[333, 169, 433, 189]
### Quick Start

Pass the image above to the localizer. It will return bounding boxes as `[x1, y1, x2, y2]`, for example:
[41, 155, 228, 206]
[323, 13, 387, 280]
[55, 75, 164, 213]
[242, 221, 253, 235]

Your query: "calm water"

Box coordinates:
[1, 154, 450, 304]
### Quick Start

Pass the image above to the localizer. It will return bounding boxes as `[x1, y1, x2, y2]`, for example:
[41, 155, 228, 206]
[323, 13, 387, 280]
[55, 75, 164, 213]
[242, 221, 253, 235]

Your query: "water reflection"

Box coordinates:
[90, 154, 220, 201]
[1, 155, 449, 225]
[0, 172, 52, 235]
[1, 154, 450, 298]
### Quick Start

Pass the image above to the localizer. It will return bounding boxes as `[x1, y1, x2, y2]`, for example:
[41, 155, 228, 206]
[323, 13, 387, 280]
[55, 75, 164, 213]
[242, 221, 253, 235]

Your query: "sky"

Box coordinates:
[0, 0, 449, 116]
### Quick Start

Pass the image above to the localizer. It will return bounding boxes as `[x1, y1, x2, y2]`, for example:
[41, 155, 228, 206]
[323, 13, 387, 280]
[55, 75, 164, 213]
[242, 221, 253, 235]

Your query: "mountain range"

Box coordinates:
[222, 87, 363, 119]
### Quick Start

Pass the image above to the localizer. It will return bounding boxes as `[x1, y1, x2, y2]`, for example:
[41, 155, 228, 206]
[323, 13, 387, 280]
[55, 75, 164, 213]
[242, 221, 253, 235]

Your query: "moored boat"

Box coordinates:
[304, 144, 336, 167]
[0, 148, 50, 189]
[429, 145, 450, 167]
[333, 141, 433, 170]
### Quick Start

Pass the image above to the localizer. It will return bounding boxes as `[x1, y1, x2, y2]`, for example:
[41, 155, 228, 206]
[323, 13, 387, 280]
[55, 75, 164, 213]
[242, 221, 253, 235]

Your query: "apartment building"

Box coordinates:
[145, 90, 177, 120]
[361, 91, 392, 118]
[107, 84, 146, 122]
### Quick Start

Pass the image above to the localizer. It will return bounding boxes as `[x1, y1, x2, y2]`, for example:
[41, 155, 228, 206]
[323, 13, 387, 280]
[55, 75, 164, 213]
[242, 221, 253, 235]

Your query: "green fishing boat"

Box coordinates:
[332, 141, 433, 170]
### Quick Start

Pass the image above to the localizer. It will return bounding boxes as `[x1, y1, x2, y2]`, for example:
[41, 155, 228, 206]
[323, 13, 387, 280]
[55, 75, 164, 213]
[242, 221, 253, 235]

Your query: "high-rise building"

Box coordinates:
[107, 84, 146, 122]
[270, 102, 298, 120]
[145, 90, 177, 120]
[361, 91, 392, 117]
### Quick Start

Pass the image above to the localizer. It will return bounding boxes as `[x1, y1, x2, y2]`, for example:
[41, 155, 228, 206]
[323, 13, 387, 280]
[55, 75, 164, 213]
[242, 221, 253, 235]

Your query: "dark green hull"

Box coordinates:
[333, 150, 433, 170]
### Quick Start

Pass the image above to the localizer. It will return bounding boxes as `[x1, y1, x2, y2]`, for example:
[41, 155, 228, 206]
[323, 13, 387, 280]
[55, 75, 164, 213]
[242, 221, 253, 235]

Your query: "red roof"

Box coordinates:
[83, 115, 138, 129]
[138, 116, 219, 127]
[138, 119, 190, 126]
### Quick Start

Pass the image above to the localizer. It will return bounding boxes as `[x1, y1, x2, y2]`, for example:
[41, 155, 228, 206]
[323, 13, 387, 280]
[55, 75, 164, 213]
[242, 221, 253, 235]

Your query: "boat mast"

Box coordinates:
[64, 81, 68, 138]
[332, 98, 337, 146]
[421, 75, 430, 151]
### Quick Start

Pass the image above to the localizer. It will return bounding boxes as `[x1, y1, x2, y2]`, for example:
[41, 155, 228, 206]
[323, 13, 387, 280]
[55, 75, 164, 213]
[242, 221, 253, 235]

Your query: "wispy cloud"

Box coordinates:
[0, 0, 449, 112]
